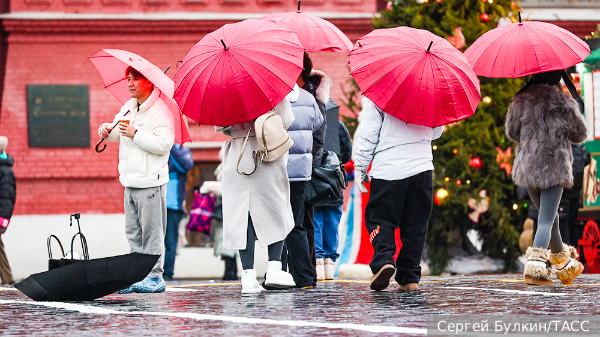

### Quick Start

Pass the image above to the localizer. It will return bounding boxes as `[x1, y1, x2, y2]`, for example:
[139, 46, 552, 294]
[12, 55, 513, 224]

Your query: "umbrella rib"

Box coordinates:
[486, 26, 516, 78]
[105, 77, 127, 89]
[231, 53, 287, 117]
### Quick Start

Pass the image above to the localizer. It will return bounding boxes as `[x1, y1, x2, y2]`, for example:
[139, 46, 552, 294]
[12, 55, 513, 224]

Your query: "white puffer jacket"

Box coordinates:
[100, 89, 175, 188]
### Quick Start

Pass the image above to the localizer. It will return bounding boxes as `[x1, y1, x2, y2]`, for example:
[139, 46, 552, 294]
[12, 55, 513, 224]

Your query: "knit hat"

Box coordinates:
[0, 136, 7, 153]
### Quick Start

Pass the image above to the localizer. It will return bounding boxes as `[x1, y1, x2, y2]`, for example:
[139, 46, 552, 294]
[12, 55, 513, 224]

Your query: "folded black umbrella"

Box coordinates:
[15, 252, 159, 301]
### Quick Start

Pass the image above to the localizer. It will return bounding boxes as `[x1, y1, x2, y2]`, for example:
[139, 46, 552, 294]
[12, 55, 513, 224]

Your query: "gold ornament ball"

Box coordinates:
[482, 96, 492, 105]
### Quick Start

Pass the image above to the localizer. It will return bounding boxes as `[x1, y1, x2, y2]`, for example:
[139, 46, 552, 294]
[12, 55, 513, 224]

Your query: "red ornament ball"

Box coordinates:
[386, 1, 392, 10]
[480, 13, 490, 23]
[470, 157, 483, 170]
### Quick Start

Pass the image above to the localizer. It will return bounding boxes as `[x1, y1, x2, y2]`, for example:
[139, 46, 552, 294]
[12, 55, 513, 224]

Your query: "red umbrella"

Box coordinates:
[464, 15, 591, 78]
[259, 1, 353, 53]
[88, 49, 192, 145]
[350, 27, 481, 128]
[174, 19, 304, 127]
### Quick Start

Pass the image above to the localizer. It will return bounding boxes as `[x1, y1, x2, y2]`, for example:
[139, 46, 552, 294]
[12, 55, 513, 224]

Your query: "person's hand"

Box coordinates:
[354, 165, 370, 194]
[118, 122, 137, 138]
[98, 123, 113, 139]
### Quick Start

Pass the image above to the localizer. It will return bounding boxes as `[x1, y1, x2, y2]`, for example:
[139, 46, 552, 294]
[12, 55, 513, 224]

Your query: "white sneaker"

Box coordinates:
[324, 258, 335, 280]
[316, 258, 325, 281]
[241, 269, 264, 294]
[264, 261, 296, 288]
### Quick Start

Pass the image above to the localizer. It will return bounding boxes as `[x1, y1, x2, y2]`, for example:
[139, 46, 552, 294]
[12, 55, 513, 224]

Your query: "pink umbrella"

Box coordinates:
[464, 14, 591, 78]
[260, 1, 353, 53]
[350, 27, 481, 128]
[88, 49, 192, 145]
[174, 19, 304, 127]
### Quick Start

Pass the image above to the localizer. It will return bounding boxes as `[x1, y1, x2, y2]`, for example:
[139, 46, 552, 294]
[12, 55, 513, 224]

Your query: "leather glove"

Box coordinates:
[354, 165, 370, 194]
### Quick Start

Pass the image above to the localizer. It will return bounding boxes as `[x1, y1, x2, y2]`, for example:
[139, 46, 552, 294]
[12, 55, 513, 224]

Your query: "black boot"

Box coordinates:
[222, 256, 239, 281]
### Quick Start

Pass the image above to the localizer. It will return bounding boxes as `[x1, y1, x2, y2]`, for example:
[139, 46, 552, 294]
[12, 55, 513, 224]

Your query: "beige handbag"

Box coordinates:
[237, 111, 294, 175]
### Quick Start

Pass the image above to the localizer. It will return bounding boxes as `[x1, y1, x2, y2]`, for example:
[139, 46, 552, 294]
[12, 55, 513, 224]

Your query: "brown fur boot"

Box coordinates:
[549, 244, 584, 285]
[523, 247, 554, 286]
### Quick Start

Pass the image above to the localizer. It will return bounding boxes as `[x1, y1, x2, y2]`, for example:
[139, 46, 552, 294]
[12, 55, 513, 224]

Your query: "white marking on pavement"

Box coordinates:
[0, 299, 426, 334]
[443, 286, 566, 296]
[165, 287, 204, 292]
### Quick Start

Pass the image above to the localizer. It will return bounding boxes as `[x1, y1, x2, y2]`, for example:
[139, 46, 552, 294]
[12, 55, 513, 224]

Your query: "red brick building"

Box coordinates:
[0, 0, 374, 215]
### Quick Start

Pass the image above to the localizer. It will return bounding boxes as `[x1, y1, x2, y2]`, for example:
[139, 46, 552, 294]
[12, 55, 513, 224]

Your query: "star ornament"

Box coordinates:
[496, 146, 513, 175]
[468, 190, 490, 223]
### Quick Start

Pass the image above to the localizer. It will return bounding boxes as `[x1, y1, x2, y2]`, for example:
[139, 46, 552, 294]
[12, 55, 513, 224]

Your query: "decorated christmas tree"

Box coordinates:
[349, 0, 529, 274]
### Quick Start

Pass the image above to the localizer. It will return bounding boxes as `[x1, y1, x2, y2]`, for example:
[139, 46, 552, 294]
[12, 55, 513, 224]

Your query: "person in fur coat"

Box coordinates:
[505, 70, 587, 286]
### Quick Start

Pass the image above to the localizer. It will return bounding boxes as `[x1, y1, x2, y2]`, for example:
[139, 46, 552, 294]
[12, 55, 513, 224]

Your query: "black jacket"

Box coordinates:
[338, 121, 352, 165]
[0, 154, 16, 219]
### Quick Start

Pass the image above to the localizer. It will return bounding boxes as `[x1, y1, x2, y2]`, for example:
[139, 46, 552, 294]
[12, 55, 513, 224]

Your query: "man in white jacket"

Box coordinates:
[354, 98, 442, 292]
[98, 67, 175, 293]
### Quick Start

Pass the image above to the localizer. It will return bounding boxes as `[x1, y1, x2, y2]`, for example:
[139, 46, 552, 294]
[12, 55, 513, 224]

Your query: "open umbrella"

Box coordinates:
[88, 49, 192, 146]
[259, 1, 353, 53]
[15, 253, 159, 301]
[174, 19, 304, 127]
[350, 27, 481, 128]
[464, 13, 591, 78]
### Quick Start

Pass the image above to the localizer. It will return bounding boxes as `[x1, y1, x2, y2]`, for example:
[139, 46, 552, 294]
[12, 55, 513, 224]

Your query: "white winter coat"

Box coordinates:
[100, 89, 175, 188]
[217, 99, 295, 250]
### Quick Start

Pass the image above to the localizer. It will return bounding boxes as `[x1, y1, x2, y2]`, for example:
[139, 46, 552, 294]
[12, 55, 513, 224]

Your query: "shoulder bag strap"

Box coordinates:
[237, 125, 258, 176]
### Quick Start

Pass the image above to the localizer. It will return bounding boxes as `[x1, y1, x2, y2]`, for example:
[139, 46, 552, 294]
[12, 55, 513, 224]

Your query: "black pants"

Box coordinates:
[281, 181, 317, 287]
[365, 171, 433, 285]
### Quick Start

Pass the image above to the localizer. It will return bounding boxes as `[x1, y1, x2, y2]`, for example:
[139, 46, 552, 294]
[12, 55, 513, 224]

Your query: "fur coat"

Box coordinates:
[506, 83, 587, 189]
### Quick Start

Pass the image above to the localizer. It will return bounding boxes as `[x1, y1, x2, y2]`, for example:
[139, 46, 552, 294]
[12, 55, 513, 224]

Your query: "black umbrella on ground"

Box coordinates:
[14, 213, 159, 301]
[15, 252, 159, 301]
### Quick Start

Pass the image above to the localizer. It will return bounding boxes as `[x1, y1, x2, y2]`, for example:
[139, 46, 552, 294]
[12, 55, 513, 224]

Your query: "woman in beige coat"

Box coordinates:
[217, 98, 296, 293]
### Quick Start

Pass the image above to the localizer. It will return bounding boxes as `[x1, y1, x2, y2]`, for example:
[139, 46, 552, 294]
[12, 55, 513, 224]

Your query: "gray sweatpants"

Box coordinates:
[124, 185, 167, 279]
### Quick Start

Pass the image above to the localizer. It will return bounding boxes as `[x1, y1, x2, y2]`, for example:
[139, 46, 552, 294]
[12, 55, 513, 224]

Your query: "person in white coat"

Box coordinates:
[216, 98, 297, 294]
[354, 98, 442, 292]
[98, 66, 175, 293]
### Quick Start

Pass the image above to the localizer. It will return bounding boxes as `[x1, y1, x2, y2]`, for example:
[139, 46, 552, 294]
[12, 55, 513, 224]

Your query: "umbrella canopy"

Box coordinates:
[259, 2, 353, 53]
[350, 27, 481, 128]
[14, 253, 159, 301]
[88, 49, 192, 145]
[174, 19, 304, 127]
[464, 20, 591, 78]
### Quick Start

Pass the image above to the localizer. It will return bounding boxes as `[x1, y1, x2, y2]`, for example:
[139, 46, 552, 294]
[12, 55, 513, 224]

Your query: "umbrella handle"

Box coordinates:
[95, 138, 107, 153]
[70, 232, 89, 260]
[47, 235, 65, 259]
[95, 110, 130, 153]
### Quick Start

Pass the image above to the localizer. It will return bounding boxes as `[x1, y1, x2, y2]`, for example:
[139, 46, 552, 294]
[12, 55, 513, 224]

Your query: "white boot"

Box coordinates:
[324, 258, 335, 280]
[316, 258, 325, 281]
[264, 261, 296, 288]
[241, 269, 263, 294]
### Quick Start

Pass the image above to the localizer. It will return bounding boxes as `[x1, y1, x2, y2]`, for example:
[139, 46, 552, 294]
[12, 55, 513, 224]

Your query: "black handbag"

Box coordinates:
[47, 213, 89, 270]
[305, 151, 348, 206]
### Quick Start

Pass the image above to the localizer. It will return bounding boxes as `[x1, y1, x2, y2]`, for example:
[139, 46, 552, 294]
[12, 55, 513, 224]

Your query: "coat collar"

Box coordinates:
[286, 84, 300, 103]
[127, 88, 161, 114]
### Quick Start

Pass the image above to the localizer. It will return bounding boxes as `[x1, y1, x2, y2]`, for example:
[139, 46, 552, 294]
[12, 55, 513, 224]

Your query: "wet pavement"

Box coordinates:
[1, 273, 600, 336]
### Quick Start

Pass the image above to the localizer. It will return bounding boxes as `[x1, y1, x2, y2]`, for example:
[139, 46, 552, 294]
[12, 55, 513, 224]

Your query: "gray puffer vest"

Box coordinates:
[287, 88, 324, 182]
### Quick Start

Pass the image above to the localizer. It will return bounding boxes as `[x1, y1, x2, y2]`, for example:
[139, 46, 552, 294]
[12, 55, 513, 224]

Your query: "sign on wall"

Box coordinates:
[27, 85, 90, 147]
